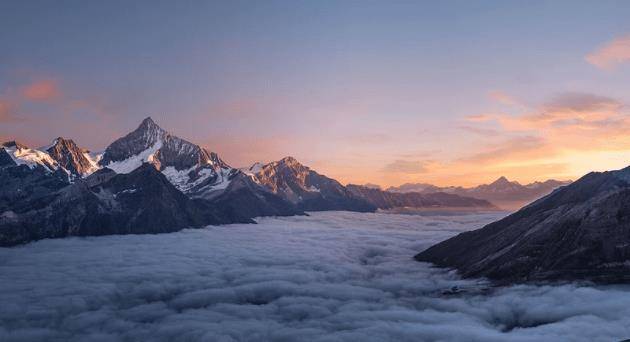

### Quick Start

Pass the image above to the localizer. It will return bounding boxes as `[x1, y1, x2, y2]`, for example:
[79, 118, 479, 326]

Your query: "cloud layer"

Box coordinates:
[586, 34, 630, 70]
[1, 211, 629, 341]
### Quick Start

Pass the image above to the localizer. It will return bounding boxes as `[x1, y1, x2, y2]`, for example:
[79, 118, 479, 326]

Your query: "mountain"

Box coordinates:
[100, 117, 235, 196]
[1, 138, 100, 180]
[0, 164, 246, 247]
[346, 184, 496, 210]
[415, 166, 630, 284]
[45, 137, 99, 177]
[1, 140, 60, 172]
[246, 157, 376, 212]
[0, 117, 305, 246]
[387, 177, 571, 210]
[98, 117, 303, 217]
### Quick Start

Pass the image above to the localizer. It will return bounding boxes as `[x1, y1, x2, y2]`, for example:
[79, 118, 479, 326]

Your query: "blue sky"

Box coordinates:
[2, 0, 630, 186]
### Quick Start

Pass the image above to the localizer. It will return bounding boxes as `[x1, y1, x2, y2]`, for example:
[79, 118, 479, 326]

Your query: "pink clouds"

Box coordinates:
[464, 113, 495, 122]
[586, 34, 630, 70]
[487, 90, 519, 106]
[22, 79, 61, 101]
[499, 92, 624, 131]
[0, 79, 62, 122]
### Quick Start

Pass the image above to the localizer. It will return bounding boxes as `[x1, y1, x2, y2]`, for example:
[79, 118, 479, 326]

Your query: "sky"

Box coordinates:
[1, 0, 630, 187]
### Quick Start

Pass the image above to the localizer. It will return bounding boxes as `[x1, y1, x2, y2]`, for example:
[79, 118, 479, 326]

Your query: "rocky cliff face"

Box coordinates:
[415, 166, 630, 284]
[247, 157, 376, 212]
[346, 184, 496, 210]
[45, 137, 98, 177]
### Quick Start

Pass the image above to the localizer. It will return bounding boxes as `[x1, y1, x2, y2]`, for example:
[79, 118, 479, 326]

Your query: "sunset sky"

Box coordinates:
[2, 1, 630, 187]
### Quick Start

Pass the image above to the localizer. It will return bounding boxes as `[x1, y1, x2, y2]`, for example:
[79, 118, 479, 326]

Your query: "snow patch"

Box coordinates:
[162, 166, 218, 192]
[81, 152, 101, 176]
[3, 145, 58, 172]
[104, 141, 162, 174]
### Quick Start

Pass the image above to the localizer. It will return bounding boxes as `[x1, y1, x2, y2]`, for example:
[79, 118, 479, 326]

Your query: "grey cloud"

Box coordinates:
[543, 92, 622, 113]
[382, 160, 428, 174]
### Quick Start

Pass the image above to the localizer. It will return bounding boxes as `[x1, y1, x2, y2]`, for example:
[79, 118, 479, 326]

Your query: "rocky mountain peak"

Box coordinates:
[275, 156, 303, 168]
[135, 116, 167, 144]
[46, 137, 97, 176]
[2, 140, 28, 150]
[491, 176, 511, 185]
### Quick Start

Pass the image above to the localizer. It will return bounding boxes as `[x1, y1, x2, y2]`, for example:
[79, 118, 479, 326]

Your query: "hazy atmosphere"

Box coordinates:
[2, 1, 630, 187]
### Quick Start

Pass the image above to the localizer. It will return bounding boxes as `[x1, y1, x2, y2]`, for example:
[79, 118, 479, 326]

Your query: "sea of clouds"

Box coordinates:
[1, 211, 630, 342]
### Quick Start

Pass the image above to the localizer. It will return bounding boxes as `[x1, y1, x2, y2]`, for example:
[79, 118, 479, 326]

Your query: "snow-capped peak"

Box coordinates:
[99, 117, 236, 196]
[1, 141, 59, 172]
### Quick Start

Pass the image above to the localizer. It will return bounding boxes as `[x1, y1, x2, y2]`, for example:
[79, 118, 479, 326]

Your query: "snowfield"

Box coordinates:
[1, 211, 629, 342]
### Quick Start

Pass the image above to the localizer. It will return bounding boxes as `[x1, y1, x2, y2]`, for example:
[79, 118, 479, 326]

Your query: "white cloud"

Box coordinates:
[0, 211, 629, 341]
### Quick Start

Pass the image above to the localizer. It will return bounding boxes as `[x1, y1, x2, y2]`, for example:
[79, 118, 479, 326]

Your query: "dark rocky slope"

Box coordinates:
[0, 164, 251, 247]
[45, 137, 97, 177]
[415, 167, 630, 284]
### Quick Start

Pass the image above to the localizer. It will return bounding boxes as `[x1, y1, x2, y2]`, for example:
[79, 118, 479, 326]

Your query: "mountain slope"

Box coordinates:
[1, 141, 59, 172]
[248, 157, 376, 212]
[0, 164, 247, 247]
[45, 137, 99, 177]
[415, 166, 630, 284]
[346, 184, 496, 210]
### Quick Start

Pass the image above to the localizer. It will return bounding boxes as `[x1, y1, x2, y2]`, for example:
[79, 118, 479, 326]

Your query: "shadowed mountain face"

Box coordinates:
[0, 164, 249, 247]
[415, 166, 630, 284]
[246, 157, 377, 212]
[388, 177, 571, 210]
[345, 184, 497, 210]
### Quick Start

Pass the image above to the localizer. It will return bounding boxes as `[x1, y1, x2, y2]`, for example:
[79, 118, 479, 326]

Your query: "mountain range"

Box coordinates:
[387, 177, 572, 210]
[0, 117, 493, 246]
[346, 184, 495, 211]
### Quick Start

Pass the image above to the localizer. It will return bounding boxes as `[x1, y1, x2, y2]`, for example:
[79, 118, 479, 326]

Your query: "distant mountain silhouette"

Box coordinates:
[346, 184, 496, 210]
[387, 177, 571, 210]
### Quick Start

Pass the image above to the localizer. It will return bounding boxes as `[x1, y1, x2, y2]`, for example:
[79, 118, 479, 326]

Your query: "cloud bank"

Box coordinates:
[1, 212, 630, 341]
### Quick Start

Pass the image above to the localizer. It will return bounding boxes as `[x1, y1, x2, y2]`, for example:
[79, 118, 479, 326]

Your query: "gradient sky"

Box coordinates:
[2, 0, 630, 187]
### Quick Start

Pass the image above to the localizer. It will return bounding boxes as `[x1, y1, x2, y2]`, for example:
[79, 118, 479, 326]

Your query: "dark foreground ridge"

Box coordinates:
[415, 166, 630, 284]
[0, 164, 253, 246]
